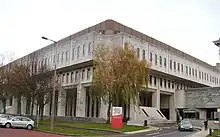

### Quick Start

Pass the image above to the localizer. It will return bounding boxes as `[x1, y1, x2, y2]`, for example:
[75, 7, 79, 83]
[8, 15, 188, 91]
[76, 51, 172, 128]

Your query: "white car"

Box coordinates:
[0, 116, 34, 130]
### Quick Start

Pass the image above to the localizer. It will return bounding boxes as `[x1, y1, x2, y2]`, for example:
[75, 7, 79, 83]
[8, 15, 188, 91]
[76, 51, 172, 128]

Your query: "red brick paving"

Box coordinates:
[0, 128, 66, 137]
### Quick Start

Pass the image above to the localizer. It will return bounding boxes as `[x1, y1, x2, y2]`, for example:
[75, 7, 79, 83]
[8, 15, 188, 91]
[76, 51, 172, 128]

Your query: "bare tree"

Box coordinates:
[0, 51, 14, 114]
[92, 43, 150, 122]
[9, 60, 52, 118]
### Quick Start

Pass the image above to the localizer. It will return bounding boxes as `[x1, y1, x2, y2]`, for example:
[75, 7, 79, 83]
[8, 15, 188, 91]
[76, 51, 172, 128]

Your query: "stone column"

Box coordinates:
[169, 93, 176, 121]
[152, 77, 160, 109]
[76, 84, 86, 117]
[129, 102, 139, 120]
[44, 94, 50, 116]
[21, 97, 26, 115]
[99, 99, 108, 120]
[11, 97, 17, 114]
[57, 89, 67, 116]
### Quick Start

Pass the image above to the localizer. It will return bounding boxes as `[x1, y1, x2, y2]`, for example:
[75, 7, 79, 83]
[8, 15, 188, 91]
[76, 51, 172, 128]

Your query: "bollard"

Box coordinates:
[209, 128, 212, 136]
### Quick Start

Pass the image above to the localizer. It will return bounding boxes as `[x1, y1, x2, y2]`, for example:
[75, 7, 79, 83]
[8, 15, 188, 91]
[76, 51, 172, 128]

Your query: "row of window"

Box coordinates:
[37, 42, 93, 69]
[149, 75, 200, 90]
[136, 48, 220, 85]
[57, 68, 92, 84]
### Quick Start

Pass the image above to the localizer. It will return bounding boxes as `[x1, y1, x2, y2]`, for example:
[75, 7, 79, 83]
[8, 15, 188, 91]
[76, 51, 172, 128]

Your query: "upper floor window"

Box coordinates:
[164, 79, 167, 88]
[149, 75, 152, 85]
[195, 69, 197, 77]
[70, 72, 74, 82]
[154, 76, 157, 86]
[66, 73, 69, 83]
[66, 51, 69, 61]
[142, 50, 145, 60]
[189, 67, 191, 75]
[75, 71, 78, 82]
[88, 43, 91, 54]
[137, 48, 140, 59]
[150, 52, 153, 62]
[77, 46, 80, 58]
[155, 54, 157, 65]
[57, 53, 60, 62]
[186, 66, 188, 74]
[82, 44, 85, 56]
[173, 61, 176, 70]
[192, 68, 194, 76]
[181, 64, 183, 72]
[164, 58, 167, 67]
[53, 55, 56, 63]
[160, 78, 163, 87]
[87, 68, 91, 80]
[177, 63, 180, 72]
[159, 56, 162, 66]
[168, 80, 171, 88]
[199, 71, 201, 79]
[82, 69, 85, 80]
[171, 81, 174, 89]
[61, 52, 64, 63]
[72, 48, 75, 60]
[170, 60, 172, 70]
[62, 74, 65, 83]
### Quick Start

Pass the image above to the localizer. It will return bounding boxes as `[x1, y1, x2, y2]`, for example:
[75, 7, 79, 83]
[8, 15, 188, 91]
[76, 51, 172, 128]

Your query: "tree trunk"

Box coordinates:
[26, 98, 31, 115]
[3, 98, 6, 114]
[106, 99, 112, 124]
[40, 103, 44, 120]
[17, 95, 21, 115]
[31, 96, 35, 116]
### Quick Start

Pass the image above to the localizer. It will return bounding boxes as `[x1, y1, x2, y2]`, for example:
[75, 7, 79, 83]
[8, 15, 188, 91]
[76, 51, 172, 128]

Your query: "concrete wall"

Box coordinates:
[175, 90, 185, 108]
[185, 87, 220, 108]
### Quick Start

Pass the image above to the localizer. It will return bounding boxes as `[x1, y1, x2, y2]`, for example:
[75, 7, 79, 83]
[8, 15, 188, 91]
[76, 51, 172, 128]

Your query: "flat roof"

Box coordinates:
[10, 19, 220, 73]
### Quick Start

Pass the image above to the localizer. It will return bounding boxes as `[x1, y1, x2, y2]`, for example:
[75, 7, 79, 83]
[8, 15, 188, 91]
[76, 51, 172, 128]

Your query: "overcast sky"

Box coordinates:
[0, 0, 220, 65]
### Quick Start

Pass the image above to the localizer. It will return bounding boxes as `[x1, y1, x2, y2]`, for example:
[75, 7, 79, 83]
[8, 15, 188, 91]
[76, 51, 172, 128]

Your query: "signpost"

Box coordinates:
[111, 107, 123, 129]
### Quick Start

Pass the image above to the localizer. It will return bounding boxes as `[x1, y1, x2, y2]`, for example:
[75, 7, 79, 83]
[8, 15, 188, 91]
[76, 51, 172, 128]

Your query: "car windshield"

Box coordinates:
[182, 120, 190, 125]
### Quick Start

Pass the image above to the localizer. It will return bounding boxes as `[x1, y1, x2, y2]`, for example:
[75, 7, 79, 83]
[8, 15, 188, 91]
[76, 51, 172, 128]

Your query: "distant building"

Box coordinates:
[1, 20, 220, 121]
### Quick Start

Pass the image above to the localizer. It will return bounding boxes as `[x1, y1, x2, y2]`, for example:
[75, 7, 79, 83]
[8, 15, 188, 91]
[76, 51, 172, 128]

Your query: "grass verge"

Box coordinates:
[36, 120, 149, 136]
[206, 129, 220, 137]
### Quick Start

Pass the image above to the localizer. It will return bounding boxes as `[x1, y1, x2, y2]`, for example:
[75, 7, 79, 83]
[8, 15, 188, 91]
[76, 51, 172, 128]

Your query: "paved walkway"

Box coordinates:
[187, 128, 209, 137]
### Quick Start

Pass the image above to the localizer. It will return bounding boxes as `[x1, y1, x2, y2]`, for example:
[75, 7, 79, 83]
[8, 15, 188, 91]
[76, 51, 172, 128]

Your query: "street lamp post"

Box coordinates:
[41, 36, 57, 131]
[213, 38, 220, 132]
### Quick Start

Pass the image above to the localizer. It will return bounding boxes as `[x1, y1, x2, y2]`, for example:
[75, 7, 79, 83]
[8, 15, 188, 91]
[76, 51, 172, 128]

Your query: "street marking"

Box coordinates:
[145, 132, 160, 136]
[152, 131, 178, 137]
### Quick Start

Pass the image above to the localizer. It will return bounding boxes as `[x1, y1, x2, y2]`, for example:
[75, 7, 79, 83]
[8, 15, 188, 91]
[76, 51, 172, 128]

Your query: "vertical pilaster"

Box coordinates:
[76, 85, 86, 117]
[169, 93, 176, 121]
[57, 89, 66, 116]
[152, 76, 160, 109]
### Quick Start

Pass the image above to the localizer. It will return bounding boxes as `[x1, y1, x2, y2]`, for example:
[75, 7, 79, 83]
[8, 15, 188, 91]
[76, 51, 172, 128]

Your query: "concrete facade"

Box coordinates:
[1, 20, 220, 122]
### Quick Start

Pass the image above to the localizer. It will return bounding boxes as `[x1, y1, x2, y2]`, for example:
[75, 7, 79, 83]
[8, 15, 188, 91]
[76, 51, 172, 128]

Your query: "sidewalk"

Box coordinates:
[187, 128, 209, 137]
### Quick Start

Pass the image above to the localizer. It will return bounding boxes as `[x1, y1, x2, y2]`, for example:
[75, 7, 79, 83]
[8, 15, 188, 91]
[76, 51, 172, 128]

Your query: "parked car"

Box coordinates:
[0, 114, 14, 121]
[0, 116, 34, 130]
[178, 119, 193, 131]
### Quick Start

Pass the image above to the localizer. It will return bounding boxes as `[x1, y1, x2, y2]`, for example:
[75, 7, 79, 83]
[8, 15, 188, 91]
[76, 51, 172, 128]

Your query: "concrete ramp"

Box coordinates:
[140, 106, 167, 120]
[127, 106, 168, 126]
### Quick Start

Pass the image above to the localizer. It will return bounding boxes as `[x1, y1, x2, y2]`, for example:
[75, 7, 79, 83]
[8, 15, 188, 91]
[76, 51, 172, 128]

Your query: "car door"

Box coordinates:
[11, 117, 22, 127]
[21, 117, 30, 128]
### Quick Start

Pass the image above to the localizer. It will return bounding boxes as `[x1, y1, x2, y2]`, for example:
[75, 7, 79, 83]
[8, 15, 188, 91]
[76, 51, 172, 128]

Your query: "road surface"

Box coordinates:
[125, 125, 198, 137]
[0, 128, 65, 137]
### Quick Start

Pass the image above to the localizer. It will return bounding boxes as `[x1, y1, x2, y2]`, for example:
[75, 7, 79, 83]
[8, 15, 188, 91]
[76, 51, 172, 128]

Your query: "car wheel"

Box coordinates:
[5, 123, 11, 128]
[27, 125, 33, 130]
